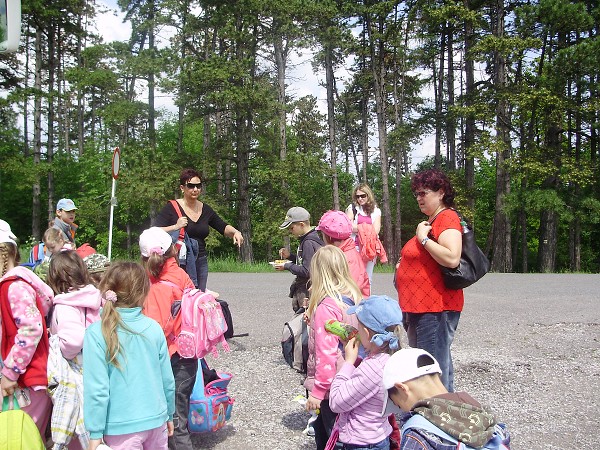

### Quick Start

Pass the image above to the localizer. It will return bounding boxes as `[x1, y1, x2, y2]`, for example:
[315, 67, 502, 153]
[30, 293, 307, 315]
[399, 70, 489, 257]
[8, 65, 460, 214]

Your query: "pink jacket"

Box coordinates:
[357, 223, 388, 263]
[304, 296, 359, 400]
[1, 266, 54, 383]
[49, 284, 102, 360]
[339, 239, 370, 298]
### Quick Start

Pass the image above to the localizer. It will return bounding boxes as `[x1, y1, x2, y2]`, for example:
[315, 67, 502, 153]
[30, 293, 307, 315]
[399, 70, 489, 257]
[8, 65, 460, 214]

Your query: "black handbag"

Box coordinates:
[431, 209, 490, 290]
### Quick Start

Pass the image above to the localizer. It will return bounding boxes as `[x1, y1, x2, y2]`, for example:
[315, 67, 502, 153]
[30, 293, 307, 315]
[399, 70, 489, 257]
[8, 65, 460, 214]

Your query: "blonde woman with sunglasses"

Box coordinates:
[345, 183, 382, 284]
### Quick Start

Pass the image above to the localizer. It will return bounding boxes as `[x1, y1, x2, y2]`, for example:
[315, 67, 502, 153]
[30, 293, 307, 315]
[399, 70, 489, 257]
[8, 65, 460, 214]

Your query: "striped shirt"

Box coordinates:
[329, 352, 392, 445]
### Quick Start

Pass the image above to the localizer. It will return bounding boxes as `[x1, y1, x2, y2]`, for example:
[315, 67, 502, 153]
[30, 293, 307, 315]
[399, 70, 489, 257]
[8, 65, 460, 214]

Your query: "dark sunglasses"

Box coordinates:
[186, 182, 202, 190]
[412, 190, 432, 198]
[355, 193, 367, 199]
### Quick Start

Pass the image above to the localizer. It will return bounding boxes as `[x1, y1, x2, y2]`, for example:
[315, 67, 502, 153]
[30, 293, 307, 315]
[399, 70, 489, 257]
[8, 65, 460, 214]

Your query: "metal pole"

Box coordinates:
[108, 178, 116, 260]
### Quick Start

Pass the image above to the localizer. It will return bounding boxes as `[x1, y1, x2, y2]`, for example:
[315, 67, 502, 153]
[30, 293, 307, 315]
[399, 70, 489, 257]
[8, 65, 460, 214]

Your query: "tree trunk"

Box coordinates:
[490, 0, 512, 272]
[463, 0, 475, 212]
[148, 0, 156, 150]
[47, 24, 56, 228]
[367, 13, 393, 262]
[446, 24, 456, 170]
[325, 44, 339, 209]
[32, 27, 44, 240]
[433, 29, 445, 169]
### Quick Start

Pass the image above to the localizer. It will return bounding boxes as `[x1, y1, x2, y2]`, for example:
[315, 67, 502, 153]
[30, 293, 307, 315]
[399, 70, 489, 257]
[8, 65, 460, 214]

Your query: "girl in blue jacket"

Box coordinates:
[83, 262, 175, 450]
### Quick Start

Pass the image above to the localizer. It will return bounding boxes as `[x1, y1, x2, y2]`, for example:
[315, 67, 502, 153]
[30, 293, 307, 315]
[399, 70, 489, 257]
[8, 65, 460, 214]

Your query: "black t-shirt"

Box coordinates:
[154, 201, 228, 257]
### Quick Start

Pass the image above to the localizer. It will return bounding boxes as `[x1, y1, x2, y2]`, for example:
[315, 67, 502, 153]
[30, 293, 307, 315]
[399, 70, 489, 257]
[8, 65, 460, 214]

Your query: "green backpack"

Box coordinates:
[0, 395, 45, 450]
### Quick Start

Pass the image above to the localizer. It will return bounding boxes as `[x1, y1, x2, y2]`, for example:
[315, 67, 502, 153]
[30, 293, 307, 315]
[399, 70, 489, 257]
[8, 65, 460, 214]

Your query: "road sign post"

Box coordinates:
[108, 147, 120, 260]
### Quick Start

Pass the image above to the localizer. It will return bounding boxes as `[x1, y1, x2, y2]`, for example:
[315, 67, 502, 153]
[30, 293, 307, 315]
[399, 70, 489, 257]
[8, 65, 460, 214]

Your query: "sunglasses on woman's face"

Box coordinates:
[186, 182, 202, 190]
[356, 194, 367, 199]
[413, 190, 432, 198]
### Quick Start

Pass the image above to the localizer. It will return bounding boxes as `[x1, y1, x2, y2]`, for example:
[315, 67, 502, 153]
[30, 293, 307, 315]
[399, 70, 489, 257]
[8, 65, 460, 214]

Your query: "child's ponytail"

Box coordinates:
[0, 242, 19, 277]
[98, 262, 150, 370]
[143, 244, 177, 279]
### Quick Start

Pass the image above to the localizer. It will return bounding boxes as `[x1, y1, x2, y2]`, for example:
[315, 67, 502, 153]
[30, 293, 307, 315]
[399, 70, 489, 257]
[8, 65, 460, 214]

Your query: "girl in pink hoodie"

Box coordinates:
[304, 245, 364, 450]
[47, 250, 103, 360]
[47, 250, 103, 449]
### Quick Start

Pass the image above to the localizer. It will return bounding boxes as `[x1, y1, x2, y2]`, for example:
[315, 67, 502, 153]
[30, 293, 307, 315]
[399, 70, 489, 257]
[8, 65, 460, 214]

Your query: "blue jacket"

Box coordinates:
[83, 307, 175, 439]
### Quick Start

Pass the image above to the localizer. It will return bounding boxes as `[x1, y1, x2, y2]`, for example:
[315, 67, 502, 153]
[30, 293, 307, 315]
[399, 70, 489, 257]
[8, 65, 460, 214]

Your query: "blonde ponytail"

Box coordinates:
[98, 261, 150, 370]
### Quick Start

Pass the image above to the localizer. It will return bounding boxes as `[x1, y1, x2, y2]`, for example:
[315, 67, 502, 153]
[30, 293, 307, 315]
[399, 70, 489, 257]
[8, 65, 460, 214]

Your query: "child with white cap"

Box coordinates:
[327, 294, 404, 450]
[382, 348, 511, 450]
[139, 226, 197, 450]
[53, 198, 79, 246]
[316, 210, 370, 298]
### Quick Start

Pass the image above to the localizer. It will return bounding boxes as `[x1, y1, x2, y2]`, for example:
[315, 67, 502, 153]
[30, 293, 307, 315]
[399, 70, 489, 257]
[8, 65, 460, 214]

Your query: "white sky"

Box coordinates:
[93, 0, 434, 167]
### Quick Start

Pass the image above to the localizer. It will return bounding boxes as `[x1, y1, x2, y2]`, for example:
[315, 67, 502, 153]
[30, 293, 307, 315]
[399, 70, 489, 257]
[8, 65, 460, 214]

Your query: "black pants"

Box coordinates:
[168, 354, 198, 450]
[313, 398, 340, 450]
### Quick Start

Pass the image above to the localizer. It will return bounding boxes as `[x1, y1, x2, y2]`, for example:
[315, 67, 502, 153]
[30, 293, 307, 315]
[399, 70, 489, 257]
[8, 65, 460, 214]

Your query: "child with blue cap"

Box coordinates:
[328, 295, 405, 450]
[53, 198, 78, 246]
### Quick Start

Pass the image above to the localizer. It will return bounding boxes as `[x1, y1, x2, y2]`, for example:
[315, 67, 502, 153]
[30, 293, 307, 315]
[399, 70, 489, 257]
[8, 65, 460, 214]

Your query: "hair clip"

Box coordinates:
[104, 290, 118, 303]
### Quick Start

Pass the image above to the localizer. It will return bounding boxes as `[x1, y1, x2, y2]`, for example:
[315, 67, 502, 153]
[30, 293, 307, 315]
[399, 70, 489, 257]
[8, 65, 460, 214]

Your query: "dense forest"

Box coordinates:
[0, 0, 598, 272]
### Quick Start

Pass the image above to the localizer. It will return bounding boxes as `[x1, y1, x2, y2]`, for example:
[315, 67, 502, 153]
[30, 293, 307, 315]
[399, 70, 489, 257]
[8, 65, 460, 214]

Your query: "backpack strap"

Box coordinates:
[169, 200, 186, 242]
[157, 279, 184, 342]
[402, 413, 469, 449]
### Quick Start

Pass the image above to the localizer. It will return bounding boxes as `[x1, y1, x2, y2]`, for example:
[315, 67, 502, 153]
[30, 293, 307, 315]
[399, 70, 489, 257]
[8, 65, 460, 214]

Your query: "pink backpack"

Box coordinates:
[160, 281, 230, 359]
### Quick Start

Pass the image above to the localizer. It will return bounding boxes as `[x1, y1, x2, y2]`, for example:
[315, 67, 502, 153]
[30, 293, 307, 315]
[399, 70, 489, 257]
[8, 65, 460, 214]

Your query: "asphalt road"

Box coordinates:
[192, 272, 600, 450]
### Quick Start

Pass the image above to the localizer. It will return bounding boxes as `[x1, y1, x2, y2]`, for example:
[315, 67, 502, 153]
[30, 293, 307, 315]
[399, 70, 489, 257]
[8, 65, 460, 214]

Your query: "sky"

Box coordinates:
[92, 1, 435, 167]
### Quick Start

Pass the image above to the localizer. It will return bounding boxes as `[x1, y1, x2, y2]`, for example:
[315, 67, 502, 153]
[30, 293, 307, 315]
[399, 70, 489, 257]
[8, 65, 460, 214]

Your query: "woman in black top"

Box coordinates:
[154, 168, 243, 291]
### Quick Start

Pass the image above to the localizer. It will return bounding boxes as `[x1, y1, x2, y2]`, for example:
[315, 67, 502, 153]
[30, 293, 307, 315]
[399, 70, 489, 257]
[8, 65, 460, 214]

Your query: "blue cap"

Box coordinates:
[56, 198, 78, 211]
[347, 295, 403, 344]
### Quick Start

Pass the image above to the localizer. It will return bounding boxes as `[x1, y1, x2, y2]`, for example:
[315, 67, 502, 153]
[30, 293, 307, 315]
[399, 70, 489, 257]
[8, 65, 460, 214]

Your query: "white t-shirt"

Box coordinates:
[346, 204, 382, 241]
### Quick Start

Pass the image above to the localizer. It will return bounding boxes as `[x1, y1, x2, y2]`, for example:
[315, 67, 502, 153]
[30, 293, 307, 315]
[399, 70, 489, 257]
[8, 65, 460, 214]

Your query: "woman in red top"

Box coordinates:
[395, 169, 463, 392]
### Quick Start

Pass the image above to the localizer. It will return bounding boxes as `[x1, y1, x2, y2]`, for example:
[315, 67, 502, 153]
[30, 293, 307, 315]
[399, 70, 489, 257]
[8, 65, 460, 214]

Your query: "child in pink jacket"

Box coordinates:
[47, 250, 103, 359]
[316, 210, 370, 298]
[304, 245, 363, 450]
[47, 250, 103, 449]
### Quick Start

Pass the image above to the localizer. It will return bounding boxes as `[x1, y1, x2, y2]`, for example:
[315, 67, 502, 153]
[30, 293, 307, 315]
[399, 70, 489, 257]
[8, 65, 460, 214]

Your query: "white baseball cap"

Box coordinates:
[381, 348, 442, 416]
[0, 219, 17, 246]
[139, 227, 173, 257]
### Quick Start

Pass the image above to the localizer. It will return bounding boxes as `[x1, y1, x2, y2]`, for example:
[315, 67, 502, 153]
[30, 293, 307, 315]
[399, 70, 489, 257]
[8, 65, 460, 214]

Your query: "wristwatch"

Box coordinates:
[421, 237, 430, 247]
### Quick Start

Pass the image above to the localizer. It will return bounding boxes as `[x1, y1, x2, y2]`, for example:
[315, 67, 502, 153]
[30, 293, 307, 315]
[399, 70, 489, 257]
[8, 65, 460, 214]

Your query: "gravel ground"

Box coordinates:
[191, 272, 600, 450]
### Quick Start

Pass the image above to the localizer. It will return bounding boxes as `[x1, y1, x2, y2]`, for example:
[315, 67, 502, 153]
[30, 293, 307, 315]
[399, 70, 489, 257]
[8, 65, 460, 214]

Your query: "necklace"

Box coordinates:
[428, 206, 446, 223]
[183, 199, 200, 215]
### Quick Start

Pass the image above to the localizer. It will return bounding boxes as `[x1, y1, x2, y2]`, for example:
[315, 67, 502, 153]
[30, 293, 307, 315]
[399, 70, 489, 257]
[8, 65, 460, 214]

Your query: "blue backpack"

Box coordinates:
[401, 413, 510, 449]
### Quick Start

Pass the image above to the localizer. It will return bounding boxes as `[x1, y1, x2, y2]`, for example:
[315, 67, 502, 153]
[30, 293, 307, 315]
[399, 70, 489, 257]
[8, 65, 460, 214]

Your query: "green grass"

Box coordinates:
[208, 256, 396, 273]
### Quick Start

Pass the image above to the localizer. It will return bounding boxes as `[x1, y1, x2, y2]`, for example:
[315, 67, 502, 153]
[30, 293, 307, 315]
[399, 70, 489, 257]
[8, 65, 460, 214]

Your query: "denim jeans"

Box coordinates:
[168, 354, 198, 450]
[404, 311, 461, 392]
[195, 255, 209, 292]
[342, 437, 390, 450]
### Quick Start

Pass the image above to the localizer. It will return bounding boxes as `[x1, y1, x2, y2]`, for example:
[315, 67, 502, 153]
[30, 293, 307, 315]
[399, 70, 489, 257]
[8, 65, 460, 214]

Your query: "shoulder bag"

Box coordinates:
[430, 209, 490, 290]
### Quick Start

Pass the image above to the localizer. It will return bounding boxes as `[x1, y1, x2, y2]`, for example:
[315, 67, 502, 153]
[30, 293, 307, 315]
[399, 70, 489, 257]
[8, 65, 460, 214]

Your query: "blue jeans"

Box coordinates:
[195, 255, 209, 292]
[342, 437, 390, 450]
[169, 354, 198, 450]
[404, 311, 460, 392]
